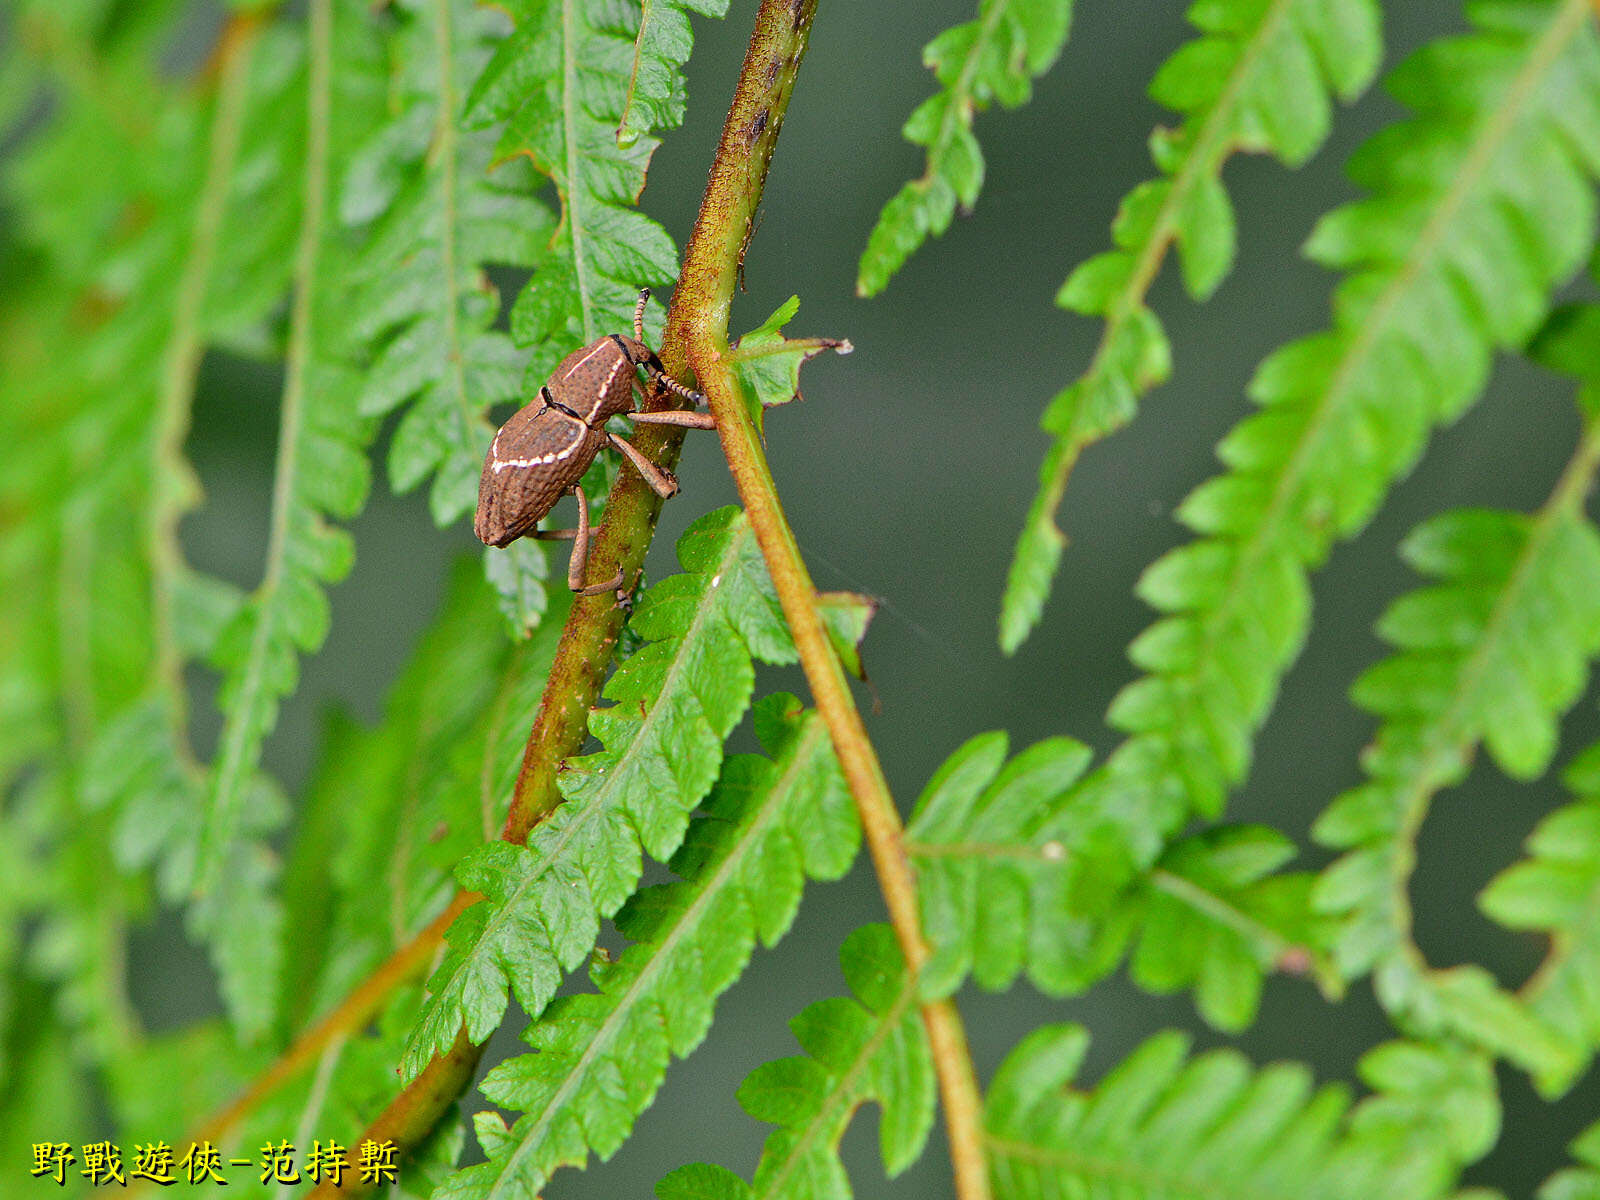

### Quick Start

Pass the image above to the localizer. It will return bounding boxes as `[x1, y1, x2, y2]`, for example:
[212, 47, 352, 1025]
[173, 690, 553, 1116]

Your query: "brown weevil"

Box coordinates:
[474, 290, 717, 594]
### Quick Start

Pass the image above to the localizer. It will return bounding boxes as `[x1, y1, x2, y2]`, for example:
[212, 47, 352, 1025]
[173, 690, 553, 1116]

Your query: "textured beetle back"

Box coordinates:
[474, 404, 603, 545]
[547, 337, 643, 424]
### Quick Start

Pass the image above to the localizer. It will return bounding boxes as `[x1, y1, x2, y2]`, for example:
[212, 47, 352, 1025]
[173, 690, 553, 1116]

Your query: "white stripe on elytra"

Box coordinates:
[562, 341, 610, 380]
[492, 439, 579, 471]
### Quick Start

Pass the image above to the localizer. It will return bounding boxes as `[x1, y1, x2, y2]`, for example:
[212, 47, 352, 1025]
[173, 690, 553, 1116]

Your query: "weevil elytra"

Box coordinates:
[474, 290, 717, 594]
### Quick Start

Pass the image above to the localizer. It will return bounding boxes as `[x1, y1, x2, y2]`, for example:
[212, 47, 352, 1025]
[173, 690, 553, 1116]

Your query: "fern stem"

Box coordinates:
[670, 4, 989, 1198]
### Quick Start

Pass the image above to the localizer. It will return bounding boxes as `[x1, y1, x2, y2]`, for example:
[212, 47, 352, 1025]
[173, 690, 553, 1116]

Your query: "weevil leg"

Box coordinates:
[566, 483, 624, 596]
[627, 373, 714, 427]
[530, 516, 604, 542]
[609, 432, 679, 499]
[630, 409, 718, 429]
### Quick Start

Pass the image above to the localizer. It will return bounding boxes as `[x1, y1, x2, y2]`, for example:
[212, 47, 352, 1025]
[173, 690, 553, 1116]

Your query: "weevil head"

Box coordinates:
[609, 334, 656, 369]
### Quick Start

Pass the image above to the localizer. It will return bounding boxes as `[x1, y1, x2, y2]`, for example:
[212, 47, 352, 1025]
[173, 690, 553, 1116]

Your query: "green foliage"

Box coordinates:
[344, 0, 545, 531]
[1541, 1119, 1600, 1200]
[9, 3, 1600, 1198]
[984, 1024, 1499, 1200]
[906, 732, 1333, 1031]
[2, 2, 385, 1039]
[191, 2, 390, 1032]
[0, 2, 187, 1073]
[282, 563, 570, 1024]
[1311, 410, 1600, 1094]
[439, 696, 857, 1199]
[617, 0, 732, 149]
[657, 924, 935, 1200]
[726, 296, 853, 435]
[477, 0, 698, 379]
[1480, 743, 1600, 1080]
[856, 0, 1073, 298]
[402, 508, 870, 1076]
[104, 989, 466, 1195]
[1032, 0, 1600, 919]
[999, 0, 1382, 653]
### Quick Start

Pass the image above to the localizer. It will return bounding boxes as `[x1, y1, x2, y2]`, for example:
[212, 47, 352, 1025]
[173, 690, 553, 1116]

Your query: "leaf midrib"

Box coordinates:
[199, 0, 336, 896]
[562, 0, 596, 341]
[431, 0, 486, 462]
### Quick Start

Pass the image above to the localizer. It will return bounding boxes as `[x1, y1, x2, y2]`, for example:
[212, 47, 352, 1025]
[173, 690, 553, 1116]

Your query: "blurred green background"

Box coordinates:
[121, 1, 1600, 1194]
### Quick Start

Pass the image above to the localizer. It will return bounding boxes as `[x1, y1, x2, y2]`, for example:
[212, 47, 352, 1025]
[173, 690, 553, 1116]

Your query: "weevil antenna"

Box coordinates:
[634, 289, 650, 341]
[646, 360, 708, 407]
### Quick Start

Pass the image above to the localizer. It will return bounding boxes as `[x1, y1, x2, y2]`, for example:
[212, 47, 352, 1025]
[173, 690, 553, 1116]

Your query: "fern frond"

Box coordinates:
[1, 7, 316, 1048]
[1311, 408, 1600, 1094]
[401, 508, 870, 1076]
[1480, 744, 1600, 1077]
[0, 11, 182, 1055]
[1136, 826, 1337, 1026]
[856, 0, 1072, 298]
[474, 0, 693, 374]
[19, 772, 145, 1065]
[345, 0, 547, 532]
[985, 1025, 1499, 1200]
[1051, 0, 1600, 883]
[0, 462, 150, 1064]
[906, 732, 1334, 1029]
[726, 296, 853, 435]
[1471, 305, 1600, 1083]
[658, 924, 936, 1200]
[192, 1, 392, 1033]
[280, 562, 570, 1024]
[616, 0, 730, 149]
[999, 0, 1382, 653]
[439, 695, 856, 1199]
